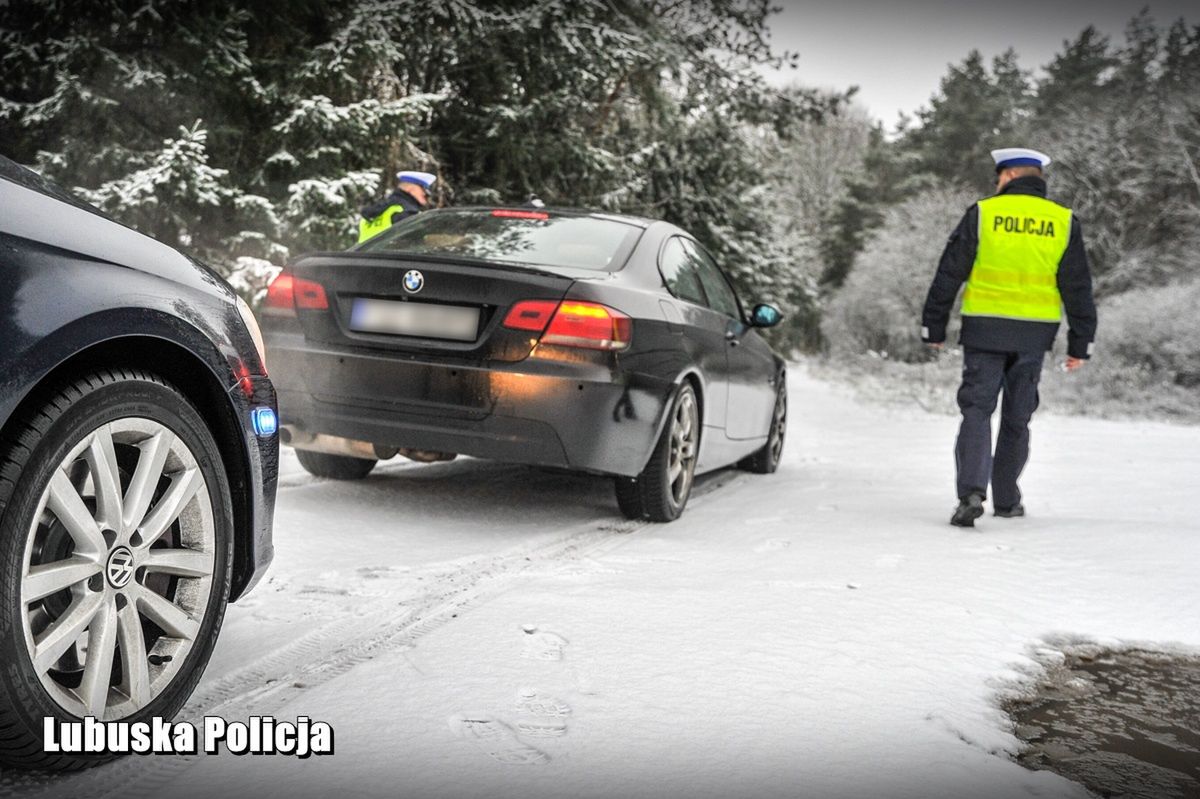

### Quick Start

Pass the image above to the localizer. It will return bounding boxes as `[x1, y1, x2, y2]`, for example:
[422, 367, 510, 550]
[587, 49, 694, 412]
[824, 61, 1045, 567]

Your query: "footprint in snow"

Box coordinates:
[521, 626, 568, 661]
[356, 565, 397, 580]
[448, 715, 549, 765]
[515, 720, 567, 738]
[517, 687, 572, 718]
[297, 585, 351, 597]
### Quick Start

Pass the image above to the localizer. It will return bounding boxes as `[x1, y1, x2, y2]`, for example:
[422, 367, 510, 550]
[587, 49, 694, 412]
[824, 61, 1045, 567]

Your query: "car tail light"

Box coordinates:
[544, 302, 632, 350]
[294, 278, 328, 310]
[504, 299, 631, 351]
[264, 272, 295, 316]
[263, 272, 328, 315]
[503, 300, 560, 331]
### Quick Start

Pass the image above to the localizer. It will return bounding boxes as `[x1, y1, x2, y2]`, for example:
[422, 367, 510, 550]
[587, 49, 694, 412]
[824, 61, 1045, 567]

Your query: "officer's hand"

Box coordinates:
[1064, 357, 1086, 372]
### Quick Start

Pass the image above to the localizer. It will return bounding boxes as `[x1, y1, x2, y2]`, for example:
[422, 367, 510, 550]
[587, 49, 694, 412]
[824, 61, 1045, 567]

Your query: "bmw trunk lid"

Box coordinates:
[284, 252, 586, 363]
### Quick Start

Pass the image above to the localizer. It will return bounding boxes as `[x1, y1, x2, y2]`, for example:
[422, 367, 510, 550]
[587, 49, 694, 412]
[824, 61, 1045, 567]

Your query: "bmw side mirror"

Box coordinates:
[750, 303, 783, 328]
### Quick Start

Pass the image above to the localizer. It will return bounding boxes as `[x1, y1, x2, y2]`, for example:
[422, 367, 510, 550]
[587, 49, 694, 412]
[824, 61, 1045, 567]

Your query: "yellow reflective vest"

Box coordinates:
[357, 204, 407, 243]
[962, 194, 1073, 322]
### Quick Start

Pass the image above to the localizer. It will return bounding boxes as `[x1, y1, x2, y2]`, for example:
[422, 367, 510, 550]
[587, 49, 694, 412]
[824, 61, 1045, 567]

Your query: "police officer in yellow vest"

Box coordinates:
[357, 170, 436, 243]
[921, 147, 1097, 527]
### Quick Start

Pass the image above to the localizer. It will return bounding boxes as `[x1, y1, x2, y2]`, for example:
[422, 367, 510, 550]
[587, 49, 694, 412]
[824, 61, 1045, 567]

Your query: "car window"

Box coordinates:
[685, 240, 742, 319]
[359, 209, 642, 271]
[658, 237, 707, 306]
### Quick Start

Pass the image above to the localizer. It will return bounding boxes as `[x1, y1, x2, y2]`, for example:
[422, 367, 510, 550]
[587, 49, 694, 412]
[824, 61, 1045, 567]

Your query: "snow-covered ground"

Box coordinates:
[10, 367, 1200, 799]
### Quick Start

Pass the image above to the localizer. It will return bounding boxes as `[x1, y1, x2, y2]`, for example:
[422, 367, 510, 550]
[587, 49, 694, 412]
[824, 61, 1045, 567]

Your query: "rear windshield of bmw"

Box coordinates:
[357, 208, 644, 271]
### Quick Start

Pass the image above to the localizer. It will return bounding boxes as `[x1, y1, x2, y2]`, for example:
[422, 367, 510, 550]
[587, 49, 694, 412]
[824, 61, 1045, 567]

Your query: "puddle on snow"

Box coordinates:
[1005, 647, 1200, 799]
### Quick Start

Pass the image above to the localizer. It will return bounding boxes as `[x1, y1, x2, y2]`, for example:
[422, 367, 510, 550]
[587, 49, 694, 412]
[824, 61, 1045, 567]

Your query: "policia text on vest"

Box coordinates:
[989, 214, 1059, 236]
[920, 170, 1097, 523]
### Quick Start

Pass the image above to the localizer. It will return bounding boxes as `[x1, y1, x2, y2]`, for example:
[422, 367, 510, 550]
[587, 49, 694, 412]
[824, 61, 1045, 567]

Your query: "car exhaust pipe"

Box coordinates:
[282, 427, 398, 461]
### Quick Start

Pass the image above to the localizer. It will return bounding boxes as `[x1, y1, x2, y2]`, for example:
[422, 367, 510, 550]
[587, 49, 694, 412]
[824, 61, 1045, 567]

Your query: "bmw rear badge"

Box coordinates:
[403, 270, 424, 294]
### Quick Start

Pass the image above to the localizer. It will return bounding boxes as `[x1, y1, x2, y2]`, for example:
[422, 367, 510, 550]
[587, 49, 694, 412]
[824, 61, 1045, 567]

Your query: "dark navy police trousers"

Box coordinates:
[955, 347, 1045, 507]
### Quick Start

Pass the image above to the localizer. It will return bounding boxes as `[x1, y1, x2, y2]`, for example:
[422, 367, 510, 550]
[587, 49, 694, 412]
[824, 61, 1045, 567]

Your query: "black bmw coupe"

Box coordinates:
[263, 207, 787, 521]
[0, 156, 277, 769]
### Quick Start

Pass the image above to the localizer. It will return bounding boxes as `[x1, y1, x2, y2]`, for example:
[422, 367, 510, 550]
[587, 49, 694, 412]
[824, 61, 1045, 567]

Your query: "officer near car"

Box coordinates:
[921, 147, 1097, 528]
[357, 170, 436, 243]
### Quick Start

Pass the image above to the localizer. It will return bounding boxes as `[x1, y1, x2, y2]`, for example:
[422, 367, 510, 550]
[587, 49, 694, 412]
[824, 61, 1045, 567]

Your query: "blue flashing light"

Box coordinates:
[251, 407, 278, 437]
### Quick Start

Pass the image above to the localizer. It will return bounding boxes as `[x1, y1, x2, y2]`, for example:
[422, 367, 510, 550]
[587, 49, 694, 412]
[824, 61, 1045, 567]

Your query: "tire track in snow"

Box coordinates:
[15, 470, 744, 799]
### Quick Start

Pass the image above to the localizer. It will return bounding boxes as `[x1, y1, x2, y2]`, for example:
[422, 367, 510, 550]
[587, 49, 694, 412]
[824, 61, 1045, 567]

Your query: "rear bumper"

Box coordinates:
[269, 336, 672, 477]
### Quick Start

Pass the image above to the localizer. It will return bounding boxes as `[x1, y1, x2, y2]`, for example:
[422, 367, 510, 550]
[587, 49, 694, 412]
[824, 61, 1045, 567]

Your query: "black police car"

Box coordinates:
[263, 207, 788, 522]
[0, 156, 277, 769]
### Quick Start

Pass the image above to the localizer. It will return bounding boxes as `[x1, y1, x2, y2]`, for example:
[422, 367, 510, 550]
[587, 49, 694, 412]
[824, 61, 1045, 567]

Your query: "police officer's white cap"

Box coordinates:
[990, 148, 1051, 172]
[396, 171, 437, 188]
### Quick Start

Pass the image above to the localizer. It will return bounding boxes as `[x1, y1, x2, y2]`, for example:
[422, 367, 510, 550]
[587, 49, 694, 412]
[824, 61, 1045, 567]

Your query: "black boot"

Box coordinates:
[994, 503, 1025, 518]
[950, 493, 985, 527]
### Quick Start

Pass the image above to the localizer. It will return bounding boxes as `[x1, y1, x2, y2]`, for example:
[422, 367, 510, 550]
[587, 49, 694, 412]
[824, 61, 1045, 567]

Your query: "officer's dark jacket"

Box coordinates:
[921, 176, 1097, 359]
[360, 187, 424, 225]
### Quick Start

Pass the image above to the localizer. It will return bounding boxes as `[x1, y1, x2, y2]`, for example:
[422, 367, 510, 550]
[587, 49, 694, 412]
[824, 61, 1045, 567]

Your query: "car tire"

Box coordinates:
[740, 379, 786, 475]
[0, 369, 233, 771]
[294, 449, 376, 480]
[613, 382, 700, 523]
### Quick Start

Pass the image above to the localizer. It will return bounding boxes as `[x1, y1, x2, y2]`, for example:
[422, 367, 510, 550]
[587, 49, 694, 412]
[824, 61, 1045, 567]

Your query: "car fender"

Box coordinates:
[5, 306, 248, 415]
[635, 366, 708, 475]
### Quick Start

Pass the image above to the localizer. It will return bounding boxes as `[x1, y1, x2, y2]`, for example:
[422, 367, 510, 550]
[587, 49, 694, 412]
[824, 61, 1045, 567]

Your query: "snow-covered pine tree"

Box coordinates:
[0, 0, 436, 296]
[0, 2, 280, 280]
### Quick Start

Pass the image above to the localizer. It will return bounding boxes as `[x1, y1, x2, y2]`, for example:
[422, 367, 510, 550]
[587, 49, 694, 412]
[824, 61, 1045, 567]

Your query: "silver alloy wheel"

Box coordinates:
[668, 390, 699, 506]
[20, 418, 215, 721]
[769, 384, 787, 465]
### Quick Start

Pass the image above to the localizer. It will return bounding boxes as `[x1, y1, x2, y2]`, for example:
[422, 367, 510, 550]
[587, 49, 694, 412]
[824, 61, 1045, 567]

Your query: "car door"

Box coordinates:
[657, 236, 730, 436]
[684, 240, 778, 441]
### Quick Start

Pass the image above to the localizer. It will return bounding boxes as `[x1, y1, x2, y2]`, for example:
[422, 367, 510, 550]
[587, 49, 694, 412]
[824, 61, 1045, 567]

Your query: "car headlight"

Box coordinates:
[236, 295, 268, 373]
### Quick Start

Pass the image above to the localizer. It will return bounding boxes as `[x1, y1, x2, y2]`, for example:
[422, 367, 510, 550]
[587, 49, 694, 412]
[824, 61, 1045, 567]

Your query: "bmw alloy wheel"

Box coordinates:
[614, 382, 702, 522]
[20, 417, 216, 721]
[667, 388, 699, 507]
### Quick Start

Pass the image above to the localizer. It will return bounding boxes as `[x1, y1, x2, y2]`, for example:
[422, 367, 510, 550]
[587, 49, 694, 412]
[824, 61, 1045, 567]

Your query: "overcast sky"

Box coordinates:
[762, 0, 1199, 127]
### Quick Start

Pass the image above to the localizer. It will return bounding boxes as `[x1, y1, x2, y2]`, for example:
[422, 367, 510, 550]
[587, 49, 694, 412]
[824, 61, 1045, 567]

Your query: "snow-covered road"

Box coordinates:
[10, 367, 1200, 799]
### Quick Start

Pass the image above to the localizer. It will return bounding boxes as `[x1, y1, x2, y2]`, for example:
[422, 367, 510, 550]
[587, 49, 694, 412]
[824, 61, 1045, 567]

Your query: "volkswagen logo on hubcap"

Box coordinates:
[402, 270, 424, 294]
[106, 546, 135, 589]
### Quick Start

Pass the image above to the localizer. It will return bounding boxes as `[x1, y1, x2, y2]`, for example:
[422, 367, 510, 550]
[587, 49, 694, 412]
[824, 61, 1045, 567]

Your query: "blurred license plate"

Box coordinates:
[349, 298, 480, 341]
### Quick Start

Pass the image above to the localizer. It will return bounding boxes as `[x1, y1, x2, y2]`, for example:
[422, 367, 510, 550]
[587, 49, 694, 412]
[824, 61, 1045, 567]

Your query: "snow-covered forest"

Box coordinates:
[0, 0, 826, 321]
[2, 2, 1197, 417]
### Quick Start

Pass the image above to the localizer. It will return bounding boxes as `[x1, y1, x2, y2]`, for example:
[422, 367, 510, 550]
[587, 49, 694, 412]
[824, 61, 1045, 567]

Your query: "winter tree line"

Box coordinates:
[1, 3, 1196, 416]
[801, 10, 1200, 417]
[0, 0, 827, 317]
